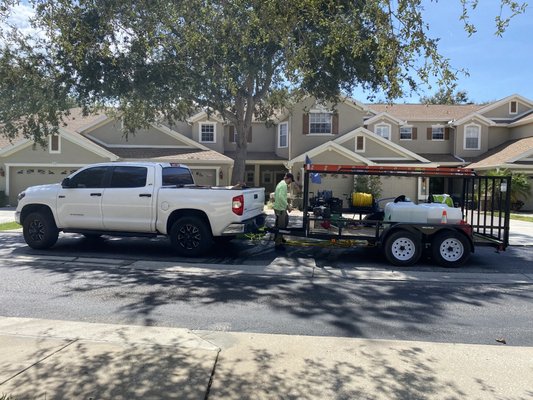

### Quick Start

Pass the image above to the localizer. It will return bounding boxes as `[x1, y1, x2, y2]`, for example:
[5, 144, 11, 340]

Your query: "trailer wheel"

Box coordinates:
[170, 216, 213, 257]
[23, 211, 59, 250]
[384, 230, 421, 266]
[431, 231, 470, 268]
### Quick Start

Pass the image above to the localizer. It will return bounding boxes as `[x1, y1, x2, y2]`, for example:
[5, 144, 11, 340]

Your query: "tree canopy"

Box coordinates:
[420, 88, 472, 105]
[0, 0, 528, 183]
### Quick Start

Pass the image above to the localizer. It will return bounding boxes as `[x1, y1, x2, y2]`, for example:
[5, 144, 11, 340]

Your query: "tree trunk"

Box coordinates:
[230, 123, 249, 185]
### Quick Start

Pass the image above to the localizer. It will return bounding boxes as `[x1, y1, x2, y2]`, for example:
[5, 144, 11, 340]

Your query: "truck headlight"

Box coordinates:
[17, 191, 26, 201]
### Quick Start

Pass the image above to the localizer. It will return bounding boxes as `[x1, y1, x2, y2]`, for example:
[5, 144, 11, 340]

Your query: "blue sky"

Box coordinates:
[354, 1, 533, 103]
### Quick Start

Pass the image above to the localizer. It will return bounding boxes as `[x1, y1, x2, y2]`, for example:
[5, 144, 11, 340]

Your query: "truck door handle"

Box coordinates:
[90, 193, 102, 197]
[139, 193, 152, 197]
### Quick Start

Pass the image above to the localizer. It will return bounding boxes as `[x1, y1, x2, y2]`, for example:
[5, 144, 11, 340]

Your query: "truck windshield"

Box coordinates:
[162, 167, 194, 186]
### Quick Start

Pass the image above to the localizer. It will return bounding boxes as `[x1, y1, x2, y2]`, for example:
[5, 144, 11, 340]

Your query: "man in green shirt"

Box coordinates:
[273, 172, 295, 251]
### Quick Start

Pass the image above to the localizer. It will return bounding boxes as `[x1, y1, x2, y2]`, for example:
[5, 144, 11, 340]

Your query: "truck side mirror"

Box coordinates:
[61, 177, 72, 188]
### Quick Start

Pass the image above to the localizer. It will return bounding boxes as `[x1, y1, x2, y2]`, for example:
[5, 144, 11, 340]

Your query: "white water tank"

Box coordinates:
[384, 202, 462, 224]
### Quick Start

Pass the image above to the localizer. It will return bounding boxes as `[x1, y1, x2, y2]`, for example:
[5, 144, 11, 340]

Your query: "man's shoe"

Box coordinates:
[275, 244, 286, 251]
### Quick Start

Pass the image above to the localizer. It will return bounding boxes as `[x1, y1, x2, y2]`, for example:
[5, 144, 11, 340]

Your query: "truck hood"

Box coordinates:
[24, 183, 61, 196]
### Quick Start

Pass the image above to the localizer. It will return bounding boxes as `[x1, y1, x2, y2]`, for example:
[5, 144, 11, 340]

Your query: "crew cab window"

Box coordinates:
[162, 167, 194, 186]
[69, 166, 109, 188]
[110, 166, 147, 188]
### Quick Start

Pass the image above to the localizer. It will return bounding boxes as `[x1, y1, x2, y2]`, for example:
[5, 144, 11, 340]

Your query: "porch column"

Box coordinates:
[254, 164, 260, 187]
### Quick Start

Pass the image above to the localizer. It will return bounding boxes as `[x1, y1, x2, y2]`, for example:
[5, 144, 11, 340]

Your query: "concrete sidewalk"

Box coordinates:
[1, 317, 532, 400]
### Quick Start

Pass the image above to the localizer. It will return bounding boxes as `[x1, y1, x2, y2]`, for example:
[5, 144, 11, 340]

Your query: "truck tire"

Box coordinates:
[170, 216, 213, 257]
[431, 231, 470, 268]
[23, 211, 59, 250]
[384, 230, 421, 266]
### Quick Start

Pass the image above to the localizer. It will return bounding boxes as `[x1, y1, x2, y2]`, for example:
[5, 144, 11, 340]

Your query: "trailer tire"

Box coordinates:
[23, 211, 59, 250]
[170, 216, 213, 257]
[384, 230, 421, 266]
[431, 231, 470, 268]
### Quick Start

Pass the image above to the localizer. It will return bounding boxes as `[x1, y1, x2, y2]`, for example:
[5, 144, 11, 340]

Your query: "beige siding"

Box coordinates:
[363, 138, 407, 159]
[510, 123, 533, 140]
[289, 98, 366, 158]
[483, 101, 531, 119]
[89, 120, 189, 146]
[248, 123, 276, 152]
[192, 121, 224, 153]
[3, 139, 110, 165]
[487, 127, 511, 149]
[166, 121, 193, 138]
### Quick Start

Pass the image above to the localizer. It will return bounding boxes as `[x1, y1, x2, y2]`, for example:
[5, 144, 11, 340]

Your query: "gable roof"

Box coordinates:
[364, 112, 404, 125]
[335, 127, 431, 163]
[367, 104, 485, 122]
[509, 112, 533, 127]
[467, 137, 533, 170]
[289, 141, 375, 166]
[474, 94, 533, 115]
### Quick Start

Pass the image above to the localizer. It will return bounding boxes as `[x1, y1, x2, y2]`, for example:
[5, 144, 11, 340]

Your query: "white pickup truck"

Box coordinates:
[15, 162, 265, 256]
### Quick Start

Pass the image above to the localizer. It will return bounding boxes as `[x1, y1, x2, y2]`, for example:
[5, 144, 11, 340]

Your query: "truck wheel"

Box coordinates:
[170, 216, 213, 257]
[431, 231, 470, 268]
[384, 230, 421, 266]
[23, 211, 59, 250]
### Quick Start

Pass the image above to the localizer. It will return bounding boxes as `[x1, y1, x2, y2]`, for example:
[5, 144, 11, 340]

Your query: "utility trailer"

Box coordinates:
[276, 164, 511, 267]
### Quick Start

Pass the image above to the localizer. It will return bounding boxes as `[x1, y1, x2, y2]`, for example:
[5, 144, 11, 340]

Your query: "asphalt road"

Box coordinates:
[1, 232, 532, 347]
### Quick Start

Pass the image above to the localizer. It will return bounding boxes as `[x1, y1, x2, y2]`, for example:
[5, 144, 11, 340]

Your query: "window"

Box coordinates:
[432, 126, 444, 140]
[400, 126, 412, 140]
[278, 122, 288, 148]
[355, 136, 365, 152]
[375, 123, 390, 140]
[464, 124, 481, 150]
[110, 166, 147, 188]
[510, 101, 518, 114]
[262, 171, 272, 184]
[68, 166, 109, 188]
[162, 166, 194, 186]
[309, 113, 332, 134]
[49, 135, 60, 153]
[245, 171, 254, 184]
[200, 123, 216, 143]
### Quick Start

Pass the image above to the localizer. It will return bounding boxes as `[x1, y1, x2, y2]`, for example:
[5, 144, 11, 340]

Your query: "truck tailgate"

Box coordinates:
[242, 188, 265, 218]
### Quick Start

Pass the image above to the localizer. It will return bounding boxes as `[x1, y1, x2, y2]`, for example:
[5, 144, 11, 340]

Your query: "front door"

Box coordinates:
[57, 166, 110, 230]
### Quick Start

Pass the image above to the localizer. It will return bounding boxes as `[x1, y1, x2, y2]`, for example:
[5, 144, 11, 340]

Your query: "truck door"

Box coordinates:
[101, 165, 155, 232]
[57, 166, 110, 229]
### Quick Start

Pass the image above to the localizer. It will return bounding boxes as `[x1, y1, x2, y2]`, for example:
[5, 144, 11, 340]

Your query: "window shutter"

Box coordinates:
[229, 126, 235, 143]
[445, 127, 450, 140]
[332, 113, 339, 134]
[427, 127, 432, 140]
[303, 114, 309, 135]
[247, 126, 252, 143]
[412, 127, 417, 140]
[356, 136, 364, 150]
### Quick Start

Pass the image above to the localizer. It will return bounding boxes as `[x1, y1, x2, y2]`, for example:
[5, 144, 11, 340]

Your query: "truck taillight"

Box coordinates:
[232, 195, 244, 216]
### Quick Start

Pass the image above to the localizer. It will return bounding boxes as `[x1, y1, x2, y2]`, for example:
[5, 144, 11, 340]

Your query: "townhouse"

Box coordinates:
[1, 94, 532, 209]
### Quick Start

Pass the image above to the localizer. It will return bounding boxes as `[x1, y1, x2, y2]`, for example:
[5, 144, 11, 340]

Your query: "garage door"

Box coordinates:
[8, 166, 80, 206]
[190, 168, 217, 186]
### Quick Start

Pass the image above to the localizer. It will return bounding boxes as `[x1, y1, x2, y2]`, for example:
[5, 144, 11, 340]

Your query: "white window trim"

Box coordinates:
[199, 122, 216, 143]
[375, 122, 391, 140]
[431, 125, 445, 141]
[262, 171, 273, 184]
[399, 125, 413, 141]
[309, 111, 333, 135]
[355, 135, 365, 152]
[278, 122, 288, 148]
[509, 100, 518, 115]
[463, 123, 481, 150]
[49, 134, 61, 154]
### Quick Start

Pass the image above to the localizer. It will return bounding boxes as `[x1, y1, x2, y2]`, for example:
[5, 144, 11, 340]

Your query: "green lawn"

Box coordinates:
[0, 221, 21, 231]
[510, 213, 533, 223]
